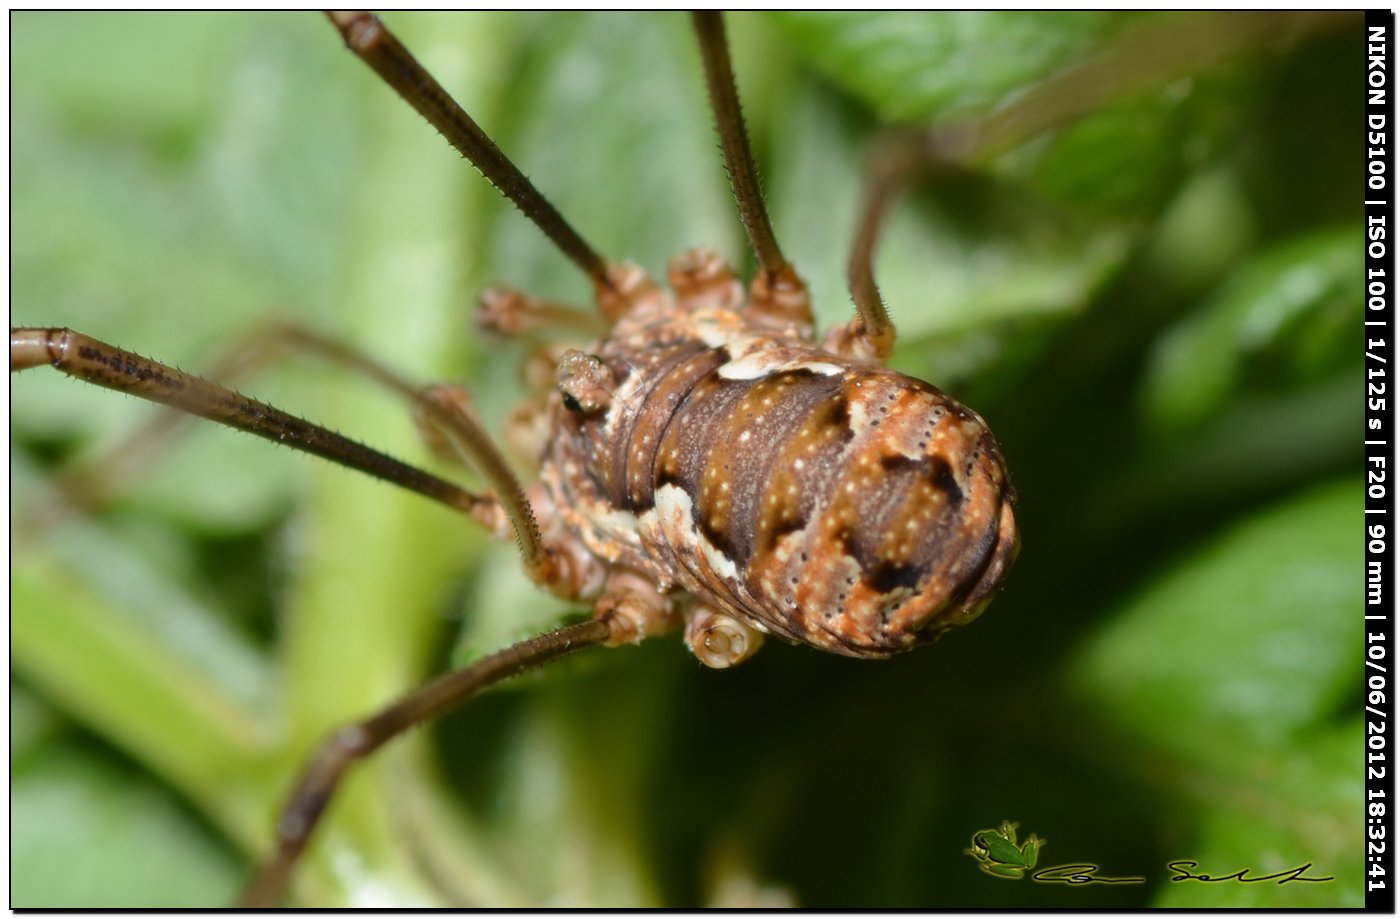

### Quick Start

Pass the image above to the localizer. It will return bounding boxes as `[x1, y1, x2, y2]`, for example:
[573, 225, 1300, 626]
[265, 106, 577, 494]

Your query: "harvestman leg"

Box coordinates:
[11, 328, 481, 517]
[324, 12, 617, 301]
[690, 11, 813, 337]
[13, 9, 953, 907]
[2, 307, 604, 905]
[238, 13, 821, 904]
[244, 8, 1357, 907]
[235, 616, 611, 907]
[8, 326, 563, 579]
[12, 321, 511, 535]
[10, 326, 618, 909]
[691, 11, 905, 364]
[826, 11, 1355, 365]
[475, 286, 606, 339]
[829, 132, 922, 363]
[13, 319, 296, 533]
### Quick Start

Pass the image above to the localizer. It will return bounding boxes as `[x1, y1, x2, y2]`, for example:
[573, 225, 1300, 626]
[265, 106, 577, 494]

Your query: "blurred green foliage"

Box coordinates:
[11, 11, 1363, 907]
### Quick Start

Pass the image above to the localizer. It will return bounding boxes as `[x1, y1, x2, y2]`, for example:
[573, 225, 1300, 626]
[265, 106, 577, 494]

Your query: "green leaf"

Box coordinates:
[770, 12, 1265, 217]
[483, 12, 738, 305]
[11, 12, 1362, 910]
[1152, 720, 1363, 908]
[1071, 477, 1360, 763]
[1142, 225, 1361, 434]
[770, 12, 1126, 123]
[10, 543, 268, 834]
[1070, 479, 1362, 906]
[11, 12, 362, 530]
[12, 738, 243, 908]
[765, 56, 1129, 392]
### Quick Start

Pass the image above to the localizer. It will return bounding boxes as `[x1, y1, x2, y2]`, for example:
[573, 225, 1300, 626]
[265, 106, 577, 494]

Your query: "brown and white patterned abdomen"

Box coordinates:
[623, 342, 1018, 658]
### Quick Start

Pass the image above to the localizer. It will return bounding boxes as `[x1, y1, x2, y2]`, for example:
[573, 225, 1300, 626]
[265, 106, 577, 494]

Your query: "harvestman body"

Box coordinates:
[11, 12, 1018, 905]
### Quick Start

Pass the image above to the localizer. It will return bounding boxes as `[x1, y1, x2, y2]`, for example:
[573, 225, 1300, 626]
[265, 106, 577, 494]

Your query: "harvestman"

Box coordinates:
[12, 11, 1025, 906]
[14, 9, 1344, 908]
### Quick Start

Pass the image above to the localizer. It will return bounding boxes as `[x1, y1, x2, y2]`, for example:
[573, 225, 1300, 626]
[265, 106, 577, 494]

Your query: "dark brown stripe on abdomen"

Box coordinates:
[657, 365, 852, 574]
[606, 341, 722, 512]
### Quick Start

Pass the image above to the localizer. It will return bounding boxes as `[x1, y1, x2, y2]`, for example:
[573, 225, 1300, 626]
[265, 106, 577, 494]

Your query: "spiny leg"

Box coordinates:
[825, 132, 922, 363]
[14, 319, 422, 532]
[236, 617, 614, 909]
[12, 324, 568, 583]
[951, 11, 1351, 165]
[690, 11, 812, 334]
[269, 326, 560, 584]
[15, 322, 281, 533]
[326, 12, 617, 303]
[415, 383, 580, 587]
[827, 11, 1355, 365]
[270, 325, 557, 582]
[11, 327, 500, 526]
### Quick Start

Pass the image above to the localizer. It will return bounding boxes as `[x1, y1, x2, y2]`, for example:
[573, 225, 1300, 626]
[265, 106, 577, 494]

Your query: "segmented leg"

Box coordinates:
[690, 12, 812, 336]
[415, 383, 573, 587]
[11, 324, 572, 582]
[474, 286, 604, 339]
[236, 617, 614, 909]
[326, 11, 614, 299]
[11, 327, 475, 514]
[825, 132, 924, 363]
[953, 12, 1350, 165]
[11, 327, 506, 525]
[827, 11, 1358, 365]
[13, 318, 303, 532]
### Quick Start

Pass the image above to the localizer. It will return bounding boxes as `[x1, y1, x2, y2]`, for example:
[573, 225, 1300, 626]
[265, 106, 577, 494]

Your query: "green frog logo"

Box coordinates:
[965, 820, 1044, 879]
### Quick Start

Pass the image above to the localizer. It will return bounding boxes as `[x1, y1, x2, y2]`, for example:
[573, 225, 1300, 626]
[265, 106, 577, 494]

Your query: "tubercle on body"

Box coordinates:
[515, 249, 1019, 666]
